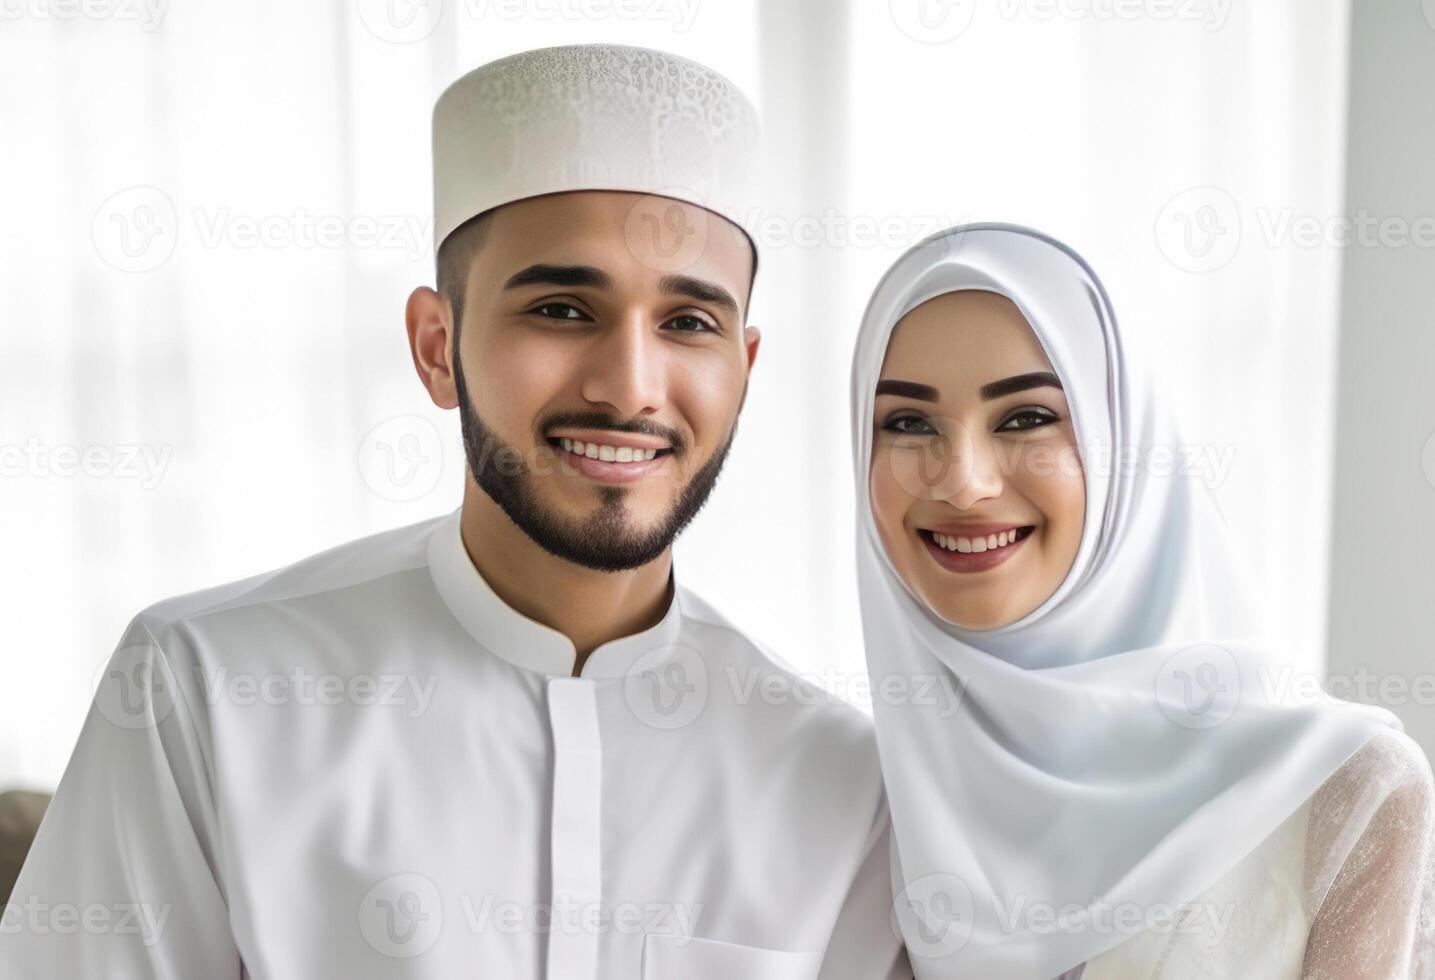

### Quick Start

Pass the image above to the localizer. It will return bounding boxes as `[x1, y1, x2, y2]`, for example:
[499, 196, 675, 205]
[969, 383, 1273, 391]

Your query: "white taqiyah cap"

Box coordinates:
[431, 44, 761, 255]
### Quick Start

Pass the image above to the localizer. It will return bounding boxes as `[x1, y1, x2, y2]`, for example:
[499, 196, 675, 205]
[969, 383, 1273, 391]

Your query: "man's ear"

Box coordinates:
[743, 324, 761, 372]
[406, 286, 459, 410]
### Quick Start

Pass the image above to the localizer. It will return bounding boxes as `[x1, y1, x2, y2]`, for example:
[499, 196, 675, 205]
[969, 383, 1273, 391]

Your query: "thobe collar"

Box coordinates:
[427, 506, 685, 680]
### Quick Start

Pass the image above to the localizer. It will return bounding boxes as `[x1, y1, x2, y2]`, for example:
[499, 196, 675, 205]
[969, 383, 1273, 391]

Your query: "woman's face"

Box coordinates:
[869, 290, 1086, 630]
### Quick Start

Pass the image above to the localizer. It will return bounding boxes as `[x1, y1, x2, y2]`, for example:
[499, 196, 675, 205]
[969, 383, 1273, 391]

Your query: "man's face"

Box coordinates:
[452, 190, 757, 571]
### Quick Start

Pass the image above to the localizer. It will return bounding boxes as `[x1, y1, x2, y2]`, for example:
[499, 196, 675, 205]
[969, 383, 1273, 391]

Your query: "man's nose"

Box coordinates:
[579, 316, 668, 419]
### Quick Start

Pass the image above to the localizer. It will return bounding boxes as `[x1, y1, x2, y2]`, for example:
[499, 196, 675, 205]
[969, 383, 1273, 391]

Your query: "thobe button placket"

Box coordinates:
[545, 678, 602, 980]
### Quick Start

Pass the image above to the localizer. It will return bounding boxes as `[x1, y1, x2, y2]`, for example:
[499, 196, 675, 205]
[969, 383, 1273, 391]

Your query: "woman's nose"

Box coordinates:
[925, 424, 1003, 508]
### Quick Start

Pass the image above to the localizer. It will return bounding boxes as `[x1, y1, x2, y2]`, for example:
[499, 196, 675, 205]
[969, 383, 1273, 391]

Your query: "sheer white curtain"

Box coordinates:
[0, 0, 1348, 789]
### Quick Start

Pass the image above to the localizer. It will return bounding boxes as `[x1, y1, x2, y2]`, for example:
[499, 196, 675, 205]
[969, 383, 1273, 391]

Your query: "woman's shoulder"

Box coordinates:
[1301, 735, 1435, 975]
[1312, 730, 1434, 823]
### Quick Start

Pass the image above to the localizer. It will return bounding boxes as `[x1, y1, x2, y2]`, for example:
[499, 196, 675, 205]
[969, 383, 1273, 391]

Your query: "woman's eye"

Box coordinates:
[664, 314, 717, 333]
[882, 415, 938, 436]
[997, 408, 1058, 432]
[529, 302, 590, 321]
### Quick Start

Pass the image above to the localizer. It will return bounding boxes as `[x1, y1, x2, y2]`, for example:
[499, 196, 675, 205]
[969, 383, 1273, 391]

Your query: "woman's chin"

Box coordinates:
[923, 588, 1033, 632]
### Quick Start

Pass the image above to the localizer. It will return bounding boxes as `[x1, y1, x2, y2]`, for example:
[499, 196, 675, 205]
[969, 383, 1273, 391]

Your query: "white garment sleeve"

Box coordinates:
[817, 798, 914, 980]
[0, 618, 241, 978]
[1301, 732, 1435, 980]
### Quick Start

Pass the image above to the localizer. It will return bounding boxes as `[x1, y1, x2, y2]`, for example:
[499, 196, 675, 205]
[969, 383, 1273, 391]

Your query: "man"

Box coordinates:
[0, 45, 909, 978]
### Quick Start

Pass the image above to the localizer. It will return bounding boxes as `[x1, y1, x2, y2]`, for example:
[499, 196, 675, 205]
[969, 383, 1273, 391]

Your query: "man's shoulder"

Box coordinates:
[675, 585, 886, 812]
[132, 511, 448, 648]
[675, 584, 876, 738]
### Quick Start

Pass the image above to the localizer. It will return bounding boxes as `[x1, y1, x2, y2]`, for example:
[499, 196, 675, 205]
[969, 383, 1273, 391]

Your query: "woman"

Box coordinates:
[850, 223, 1434, 979]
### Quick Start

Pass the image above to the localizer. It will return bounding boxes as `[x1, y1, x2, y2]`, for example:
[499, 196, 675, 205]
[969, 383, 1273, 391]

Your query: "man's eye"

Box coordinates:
[997, 409, 1058, 432]
[529, 303, 590, 321]
[664, 314, 717, 333]
[882, 415, 937, 436]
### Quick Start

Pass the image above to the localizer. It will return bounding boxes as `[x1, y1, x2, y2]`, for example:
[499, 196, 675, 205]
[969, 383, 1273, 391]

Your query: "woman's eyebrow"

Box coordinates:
[875, 379, 939, 401]
[979, 371, 1063, 400]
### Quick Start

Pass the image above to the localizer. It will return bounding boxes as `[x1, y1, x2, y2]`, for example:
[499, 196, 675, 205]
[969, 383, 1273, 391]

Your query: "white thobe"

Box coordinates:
[1, 507, 909, 979]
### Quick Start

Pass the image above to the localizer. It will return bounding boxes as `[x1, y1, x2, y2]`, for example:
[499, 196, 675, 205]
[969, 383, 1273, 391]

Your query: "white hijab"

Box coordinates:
[850, 224, 1400, 977]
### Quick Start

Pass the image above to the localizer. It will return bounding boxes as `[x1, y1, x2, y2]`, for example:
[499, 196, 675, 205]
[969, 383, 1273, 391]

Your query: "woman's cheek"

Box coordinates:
[870, 450, 898, 527]
[870, 449, 915, 548]
[1025, 450, 1086, 579]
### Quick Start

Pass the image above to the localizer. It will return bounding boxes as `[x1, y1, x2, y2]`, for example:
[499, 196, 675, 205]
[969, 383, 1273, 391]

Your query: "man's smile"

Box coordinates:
[546, 432, 675, 483]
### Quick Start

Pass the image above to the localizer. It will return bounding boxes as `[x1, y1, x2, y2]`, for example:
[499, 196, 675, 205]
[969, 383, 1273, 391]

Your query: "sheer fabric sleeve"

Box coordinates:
[1301, 732, 1435, 979]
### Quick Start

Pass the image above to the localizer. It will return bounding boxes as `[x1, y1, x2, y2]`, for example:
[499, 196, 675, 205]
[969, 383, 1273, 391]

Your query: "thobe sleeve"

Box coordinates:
[817, 799, 913, 980]
[1300, 732, 1435, 980]
[0, 618, 241, 978]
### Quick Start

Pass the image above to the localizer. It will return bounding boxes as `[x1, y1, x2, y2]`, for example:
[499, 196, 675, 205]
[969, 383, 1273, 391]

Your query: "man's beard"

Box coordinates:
[455, 363, 739, 573]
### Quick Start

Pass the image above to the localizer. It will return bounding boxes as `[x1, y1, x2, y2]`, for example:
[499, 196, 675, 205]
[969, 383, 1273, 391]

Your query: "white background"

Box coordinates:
[3, 0, 1419, 788]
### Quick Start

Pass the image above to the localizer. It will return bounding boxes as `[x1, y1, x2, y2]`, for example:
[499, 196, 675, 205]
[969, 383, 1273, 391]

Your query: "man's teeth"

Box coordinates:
[559, 438, 659, 462]
[930, 529, 1025, 553]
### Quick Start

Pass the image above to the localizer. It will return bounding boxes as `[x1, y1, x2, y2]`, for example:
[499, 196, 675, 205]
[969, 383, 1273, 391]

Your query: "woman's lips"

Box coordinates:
[918, 525, 1034, 574]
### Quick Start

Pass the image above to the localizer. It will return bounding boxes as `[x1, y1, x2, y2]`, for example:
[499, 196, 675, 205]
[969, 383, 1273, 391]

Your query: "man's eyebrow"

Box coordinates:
[660, 274, 740, 315]
[875, 379, 940, 401]
[503, 264, 613, 291]
[979, 371, 1063, 400]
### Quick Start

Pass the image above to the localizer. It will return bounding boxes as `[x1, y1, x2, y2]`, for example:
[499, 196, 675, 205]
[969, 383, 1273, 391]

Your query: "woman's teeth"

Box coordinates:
[930, 529, 1027, 553]
[559, 438, 659, 462]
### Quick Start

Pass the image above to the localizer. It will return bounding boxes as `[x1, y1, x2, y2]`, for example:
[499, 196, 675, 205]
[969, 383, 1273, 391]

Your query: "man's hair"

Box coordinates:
[434, 203, 758, 339]
[436, 210, 495, 337]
